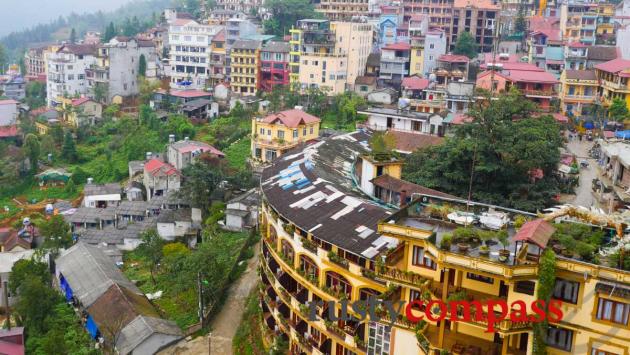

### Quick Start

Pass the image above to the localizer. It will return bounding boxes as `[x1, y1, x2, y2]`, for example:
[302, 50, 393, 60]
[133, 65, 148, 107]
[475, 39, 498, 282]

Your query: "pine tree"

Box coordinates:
[103, 22, 116, 42]
[61, 131, 77, 163]
[138, 54, 147, 77]
[69, 28, 77, 44]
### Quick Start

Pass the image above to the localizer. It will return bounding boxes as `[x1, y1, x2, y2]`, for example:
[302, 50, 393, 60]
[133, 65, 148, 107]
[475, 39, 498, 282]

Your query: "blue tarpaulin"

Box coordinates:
[86, 315, 99, 339]
[59, 276, 73, 301]
[615, 130, 630, 139]
[583, 121, 595, 129]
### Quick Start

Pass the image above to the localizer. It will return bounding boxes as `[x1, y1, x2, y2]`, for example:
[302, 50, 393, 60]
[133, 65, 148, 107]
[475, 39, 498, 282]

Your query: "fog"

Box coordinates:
[0, 0, 134, 36]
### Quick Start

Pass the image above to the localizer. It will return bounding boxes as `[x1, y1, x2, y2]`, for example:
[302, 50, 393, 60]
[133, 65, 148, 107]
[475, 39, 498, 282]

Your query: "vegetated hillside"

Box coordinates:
[0, 0, 174, 60]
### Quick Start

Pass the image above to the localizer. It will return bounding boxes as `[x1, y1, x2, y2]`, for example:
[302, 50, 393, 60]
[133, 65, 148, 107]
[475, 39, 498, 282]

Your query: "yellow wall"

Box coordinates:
[251, 118, 321, 162]
[409, 46, 424, 76]
[231, 47, 259, 96]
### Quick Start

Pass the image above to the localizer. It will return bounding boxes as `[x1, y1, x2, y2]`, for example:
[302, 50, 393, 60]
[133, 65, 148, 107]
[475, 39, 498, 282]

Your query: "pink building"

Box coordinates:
[259, 41, 290, 92]
[476, 63, 558, 111]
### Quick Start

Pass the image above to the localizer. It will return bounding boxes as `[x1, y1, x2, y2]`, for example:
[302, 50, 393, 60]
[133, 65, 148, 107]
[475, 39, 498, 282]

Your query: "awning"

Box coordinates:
[615, 130, 630, 139]
[513, 219, 556, 249]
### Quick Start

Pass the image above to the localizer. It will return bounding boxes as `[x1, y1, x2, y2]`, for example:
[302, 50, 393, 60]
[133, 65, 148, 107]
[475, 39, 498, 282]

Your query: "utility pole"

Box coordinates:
[3, 280, 10, 330]
[197, 272, 204, 325]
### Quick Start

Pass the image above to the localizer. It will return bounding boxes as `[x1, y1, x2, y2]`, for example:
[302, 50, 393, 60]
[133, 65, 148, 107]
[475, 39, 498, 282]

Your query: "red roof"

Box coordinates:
[173, 18, 195, 26]
[438, 54, 470, 63]
[401, 76, 430, 90]
[503, 69, 558, 84]
[168, 89, 212, 99]
[144, 159, 180, 177]
[370, 175, 456, 199]
[552, 113, 568, 123]
[480, 62, 544, 72]
[386, 130, 443, 153]
[213, 29, 225, 42]
[0, 99, 19, 106]
[528, 16, 561, 42]
[71, 97, 91, 106]
[567, 41, 588, 48]
[262, 109, 320, 128]
[483, 53, 522, 64]
[595, 58, 630, 74]
[0, 125, 18, 138]
[175, 141, 225, 157]
[454, 0, 500, 9]
[383, 42, 410, 51]
[512, 219, 555, 249]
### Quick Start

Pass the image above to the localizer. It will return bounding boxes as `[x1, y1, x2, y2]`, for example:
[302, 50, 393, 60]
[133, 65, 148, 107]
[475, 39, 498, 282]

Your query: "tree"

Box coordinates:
[0, 44, 7, 74]
[533, 249, 556, 354]
[61, 131, 78, 162]
[263, 0, 321, 36]
[138, 54, 147, 77]
[608, 97, 629, 122]
[514, 4, 527, 34]
[23, 134, 40, 175]
[179, 157, 226, 211]
[453, 31, 478, 59]
[403, 88, 562, 211]
[14, 278, 63, 334]
[103, 22, 116, 42]
[92, 82, 108, 103]
[137, 229, 165, 284]
[9, 258, 50, 295]
[39, 215, 73, 253]
[69, 28, 77, 44]
[50, 125, 64, 146]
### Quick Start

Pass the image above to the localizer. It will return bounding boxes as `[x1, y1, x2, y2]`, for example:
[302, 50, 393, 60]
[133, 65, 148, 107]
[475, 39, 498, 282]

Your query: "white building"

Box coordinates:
[45, 44, 97, 106]
[83, 182, 122, 208]
[422, 29, 447, 77]
[0, 99, 18, 126]
[166, 19, 223, 89]
[87, 37, 158, 103]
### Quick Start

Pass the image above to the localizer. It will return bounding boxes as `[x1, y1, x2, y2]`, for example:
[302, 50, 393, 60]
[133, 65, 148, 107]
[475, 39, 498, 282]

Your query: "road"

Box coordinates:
[160, 243, 261, 355]
[564, 136, 598, 208]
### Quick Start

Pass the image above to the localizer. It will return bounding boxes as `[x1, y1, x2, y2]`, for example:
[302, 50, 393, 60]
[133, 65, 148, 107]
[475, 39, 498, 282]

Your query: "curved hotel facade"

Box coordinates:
[258, 131, 630, 355]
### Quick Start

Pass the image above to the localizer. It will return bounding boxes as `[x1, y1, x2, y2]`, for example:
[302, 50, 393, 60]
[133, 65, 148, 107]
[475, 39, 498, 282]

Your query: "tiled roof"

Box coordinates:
[564, 69, 597, 81]
[454, 0, 500, 9]
[385, 130, 443, 153]
[401, 75, 430, 90]
[367, 52, 381, 67]
[171, 140, 224, 157]
[383, 42, 410, 51]
[232, 39, 261, 51]
[213, 29, 225, 42]
[512, 219, 555, 249]
[144, 159, 180, 177]
[480, 62, 544, 71]
[172, 18, 195, 26]
[438, 54, 470, 63]
[71, 97, 91, 106]
[594, 58, 630, 74]
[261, 131, 398, 259]
[84, 183, 121, 196]
[164, 89, 212, 99]
[262, 41, 290, 53]
[355, 76, 377, 86]
[262, 109, 321, 128]
[0, 125, 18, 138]
[587, 46, 619, 62]
[57, 44, 97, 56]
[371, 175, 456, 199]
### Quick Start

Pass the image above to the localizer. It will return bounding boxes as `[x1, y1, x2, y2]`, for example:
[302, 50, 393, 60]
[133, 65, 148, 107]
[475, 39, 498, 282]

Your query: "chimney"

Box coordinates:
[168, 134, 175, 143]
[146, 152, 153, 161]
[400, 189, 407, 208]
[87, 177, 94, 184]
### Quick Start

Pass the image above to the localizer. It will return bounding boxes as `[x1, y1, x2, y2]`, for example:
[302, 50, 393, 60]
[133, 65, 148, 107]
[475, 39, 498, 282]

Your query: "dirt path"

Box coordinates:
[160, 243, 260, 355]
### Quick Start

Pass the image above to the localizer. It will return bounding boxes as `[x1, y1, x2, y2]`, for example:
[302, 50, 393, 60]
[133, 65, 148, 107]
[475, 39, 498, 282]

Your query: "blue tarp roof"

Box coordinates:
[615, 130, 630, 139]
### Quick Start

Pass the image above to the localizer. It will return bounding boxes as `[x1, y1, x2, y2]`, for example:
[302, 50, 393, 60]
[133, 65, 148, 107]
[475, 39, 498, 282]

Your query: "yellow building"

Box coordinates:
[251, 109, 321, 162]
[55, 96, 103, 127]
[231, 39, 261, 96]
[595, 58, 630, 111]
[289, 19, 372, 95]
[258, 131, 630, 355]
[559, 69, 598, 118]
[596, 3, 615, 37]
[409, 37, 424, 77]
[314, 0, 369, 21]
[209, 29, 226, 86]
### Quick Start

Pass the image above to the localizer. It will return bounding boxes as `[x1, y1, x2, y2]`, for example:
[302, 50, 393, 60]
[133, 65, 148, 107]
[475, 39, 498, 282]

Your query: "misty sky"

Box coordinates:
[0, 0, 134, 36]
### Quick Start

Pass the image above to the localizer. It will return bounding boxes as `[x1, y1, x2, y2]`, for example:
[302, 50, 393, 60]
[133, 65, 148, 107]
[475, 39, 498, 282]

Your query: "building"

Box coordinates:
[259, 41, 291, 92]
[0, 327, 25, 355]
[315, 0, 370, 20]
[224, 189, 260, 231]
[86, 37, 157, 104]
[596, 2, 616, 43]
[445, 81, 475, 113]
[527, 16, 562, 69]
[289, 20, 373, 95]
[215, 0, 262, 15]
[411, 29, 447, 78]
[83, 182, 122, 208]
[379, 42, 410, 87]
[378, 6, 404, 49]
[476, 63, 559, 111]
[433, 54, 470, 87]
[24, 45, 48, 78]
[586, 45, 619, 68]
[55, 243, 182, 354]
[0, 74, 25, 101]
[401, 0, 454, 36]
[231, 39, 261, 96]
[251, 108, 321, 162]
[0, 99, 19, 127]
[225, 18, 258, 48]
[56, 97, 103, 127]
[166, 19, 222, 89]
[209, 29, 227, 86]
[45, 44, 98, 106]
[166, 139, 225, 171]
[354, 76, 377, 97]
[559, 0, 598, 45]
[449, 0, 499, 53]
[595, 58, 630, 111]
[559, 69, 598, 118]
[564, 42, 589, 70]
[359, 106, 449, 135]
[258, 130, 630, 355]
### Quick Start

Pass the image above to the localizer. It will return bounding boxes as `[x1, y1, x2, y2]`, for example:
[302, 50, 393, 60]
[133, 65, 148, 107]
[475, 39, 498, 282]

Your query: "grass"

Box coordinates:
[225, 137, 251, 170]
[233, 288, 266, 355]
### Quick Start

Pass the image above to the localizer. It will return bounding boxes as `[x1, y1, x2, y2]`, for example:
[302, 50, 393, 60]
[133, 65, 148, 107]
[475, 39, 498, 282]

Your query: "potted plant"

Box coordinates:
[497, 231, 510, 261]
[457, 242, 470, 252]
[440, 234, 453, 251]
[478, 230, 493, 255]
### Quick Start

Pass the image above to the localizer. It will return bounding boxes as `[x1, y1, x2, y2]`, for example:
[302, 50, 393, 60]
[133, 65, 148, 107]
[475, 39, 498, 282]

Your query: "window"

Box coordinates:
[596, 298, 629, 325]
[293, 129, 298, 138]
[546, 326, 573, 352]
[368, 322, 391, 355]
[411, 246, 436, 269]
[466, 273, 494, 284]
[591, 348, 620, 355]
[515, 281, 536, 295]
[553, 278, 579, 304]
[278, 130, 285, 139]
[303, 127, 307, 136]
[267, 129, 271, 135]
[260, 128, 265, 135]
[310, 126, 314, 134]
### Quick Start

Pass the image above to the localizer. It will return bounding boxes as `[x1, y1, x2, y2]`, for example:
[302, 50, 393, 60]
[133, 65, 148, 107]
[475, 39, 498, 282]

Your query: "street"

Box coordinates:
[563, 135, 599, 208]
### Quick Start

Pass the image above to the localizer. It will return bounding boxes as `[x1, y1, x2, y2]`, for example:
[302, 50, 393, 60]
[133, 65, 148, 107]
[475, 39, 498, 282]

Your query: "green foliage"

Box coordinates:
[14, 278, 63, 333]
[39, 214, 73, 253]
[608, 97, 629, 122]
[533, 249, 556, 355]
[263, 0, 321, 36]
[61, 131, 78, 162]
[205, 201, 226, 226]
[163, 114, 196, 141]
[69, 28, 77, 44]
[233, 288, 266, 354]
[0, 44, 6, 72]
[137, 229, 165, 284]
[453, 31, 478, 59]
[24, 133, 40, 175]
[224, 137, 251, 170]
[9, 258, 50, 294]
[25, 81, 47, 109]
[138, 54, 147, 77]
[179, 158, 225, 211]
[515, 4, 527, 34]
[403, 89, 562, 212]
[103, 22, 117, 42]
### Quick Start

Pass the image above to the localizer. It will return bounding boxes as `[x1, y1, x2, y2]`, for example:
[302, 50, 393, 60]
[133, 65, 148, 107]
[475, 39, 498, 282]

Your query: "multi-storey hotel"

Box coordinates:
[258, 131, 630, 355]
